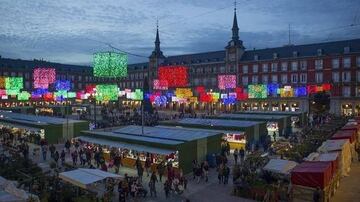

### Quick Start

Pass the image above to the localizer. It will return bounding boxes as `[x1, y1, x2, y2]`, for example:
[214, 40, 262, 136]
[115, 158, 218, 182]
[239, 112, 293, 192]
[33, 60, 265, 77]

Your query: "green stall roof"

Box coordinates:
[178, 118, 264, 128]
[217, 113, 288, 120]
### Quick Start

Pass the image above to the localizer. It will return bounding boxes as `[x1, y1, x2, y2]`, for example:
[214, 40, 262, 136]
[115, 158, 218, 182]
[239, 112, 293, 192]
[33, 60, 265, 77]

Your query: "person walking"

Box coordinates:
[137, 165, 144, 183]
[49, 144, 56, 159]
[149, 179, 157, 197]
[65, 140, 71, 154]
[118, 181, 126, 202]
[157, 162, 165, 182]
[218, 164, 224, 184]
[54, 151, 59, 165]
[239, 147, 245, 164]
[233, 148, 239, 164]
[41, 145, 47, 161]
[71, 150, 78, 166]
[60, 150, 66, 165]
[223, 165, 230, 185]
[203, 161, 209, 182]
[145, 156, 152, 177]
[164, 180, 171, 198]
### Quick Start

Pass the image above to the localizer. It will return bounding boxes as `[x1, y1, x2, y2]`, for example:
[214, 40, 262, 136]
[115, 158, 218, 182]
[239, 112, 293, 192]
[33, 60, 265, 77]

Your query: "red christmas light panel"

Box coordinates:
[158, 66, 188, 87]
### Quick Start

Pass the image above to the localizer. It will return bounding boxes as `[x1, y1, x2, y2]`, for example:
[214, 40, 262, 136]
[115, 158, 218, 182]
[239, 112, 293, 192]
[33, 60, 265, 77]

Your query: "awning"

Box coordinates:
[0, 122, 41, 132]
[76, 136, 175, 155]
[263, 159, 298, 174]
[59, 168, 122, 189]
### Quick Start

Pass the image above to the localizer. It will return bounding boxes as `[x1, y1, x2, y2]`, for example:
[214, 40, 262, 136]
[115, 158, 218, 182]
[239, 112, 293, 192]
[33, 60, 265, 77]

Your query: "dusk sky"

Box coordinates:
[0, 0, 359, 65]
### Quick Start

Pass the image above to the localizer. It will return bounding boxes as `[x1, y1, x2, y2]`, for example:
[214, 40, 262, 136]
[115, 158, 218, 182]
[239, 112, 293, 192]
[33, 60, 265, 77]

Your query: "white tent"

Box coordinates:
[59, 169, 122, 189]
[0, 176, 39, 202]
[263, 159, 298, 175]
[317, 139, 351, 176]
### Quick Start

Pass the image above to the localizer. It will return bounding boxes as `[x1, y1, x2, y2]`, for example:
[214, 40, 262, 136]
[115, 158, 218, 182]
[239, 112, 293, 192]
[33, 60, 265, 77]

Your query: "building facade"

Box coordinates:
[0, 9, 360, 116]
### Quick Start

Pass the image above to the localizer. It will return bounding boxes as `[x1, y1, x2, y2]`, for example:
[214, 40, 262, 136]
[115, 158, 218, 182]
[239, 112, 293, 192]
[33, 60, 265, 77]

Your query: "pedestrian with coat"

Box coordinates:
[60, 150, 66, 165]
[233, 148, 239, 164]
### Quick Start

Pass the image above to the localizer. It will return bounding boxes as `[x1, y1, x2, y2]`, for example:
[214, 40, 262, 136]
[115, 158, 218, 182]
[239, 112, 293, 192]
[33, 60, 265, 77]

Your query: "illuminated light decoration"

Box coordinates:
[280, 86, 294, 97]
[67, 92, 76, 98]
[55, 80, 71, 91]
[218, 75, 236, 90]
[33, 88, 48, 96]
[295, 87, 307, 97]
[44, 93, 54, 101]
[93, 52, 127, 78]
[210, 92, 220, 102]
[199, 93, 212, 103]
[223, 96, 236, 105]
[158, 66, 188, 87]
[1, 95, 8, 100]
[33, 68, 56, 88]
[175, 88, 193, 99]
[119, 91, 126, 97]
[0, 89, 6, 96]
[154, 96, 167, 106]
[195, 86, 206, 93]
[17, 91, 30, 101]
[172, 96, 187, 103]
[85, 84, 96, 94]
[149, 92, 161, 102]
[221, 94, 228, 99]
[55, 90, 68, 101]
[229, 92, 237, 98]
[322, 83, 331, 91]
[133, 89, 143, 100]
[267, 84, 279, 96]
[316, 86, 323, 92]
[188, 97, 198, 103]
[96, 85, 119, 101]
[6, 89, 19, 96]
[0, 77, 5, 88]
[248, 84, 267, 99]
[153, 79, 168, 90]
[307, 85, 317, 94]
[31, 92, 42, 99]
[235, 87, 248, 100]
[5, 77, 23, 90]
[76, 91, 88, 100]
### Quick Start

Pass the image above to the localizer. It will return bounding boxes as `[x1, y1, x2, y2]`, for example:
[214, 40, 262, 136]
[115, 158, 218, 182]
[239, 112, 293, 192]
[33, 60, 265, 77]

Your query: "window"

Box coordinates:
[242, 65, 248, 74]
[291, 61, 298, 71]
[344, 46, 350, 53]
[315, 59, 323, 70]
[25, 73, 30, 79]
[333, 72, 340, 83]
[11, 72, 16, 76]
[78, 75, 82, 81]
[300, 60, 307, 70]
[332, 58, 339, 69]
[252, 75, 258, 84]
[211, 77, 217, 86]
[343, 86, 351, 97]
[293, 51, 298, 57]
[273, 53, 278, 59]
[300, 73, 307, 83]
[271, 75, 278, 83]
[220, 66, 225, 73]
[317, 49, 323, 56]
[229, 66, 235, 73]
[242, 76, 248, 85]
[254, 55, 259, 61]
[357, 71, 360, 82]
[262, 75, 268, 83]
[281, 62, 288, 71]
[357, 57, 360, 67]
[3, 72, 8, 76]
[342, 71, 351, 82]
[271, 63, 278, 72]
[78, 83, 82, 89]
[25, 81, 30, 89]
[291, 74, 298, 83]
[281, 74, 287, 84]
[315, 72, 323, 83]
[194, 78, 199, 85]
[343, 57, 351, 68]
[262, 64, 269, 72]
[253, 64, 258, 73]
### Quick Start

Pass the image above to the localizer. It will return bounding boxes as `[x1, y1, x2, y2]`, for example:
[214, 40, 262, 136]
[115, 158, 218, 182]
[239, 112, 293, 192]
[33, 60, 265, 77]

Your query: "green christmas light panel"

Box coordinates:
[17, 91, 30, 101]
[96, 84, 119, 101]
[93, 52, 127, 78]
[5, 77, 23, 90]
[248, 84, 267, 99]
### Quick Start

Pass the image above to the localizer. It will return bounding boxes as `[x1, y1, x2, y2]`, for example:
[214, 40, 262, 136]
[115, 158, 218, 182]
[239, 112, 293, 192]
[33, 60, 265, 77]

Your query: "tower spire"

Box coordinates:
[232, 0, 239, 41]
[150, 18, 165, 59]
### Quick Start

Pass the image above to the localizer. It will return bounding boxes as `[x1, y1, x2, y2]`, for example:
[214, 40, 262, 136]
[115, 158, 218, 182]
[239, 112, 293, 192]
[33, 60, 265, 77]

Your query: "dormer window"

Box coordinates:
[254, 54, 259, 61]
[273, 53, 278, 59]
[344, 46, 350, 54]
[293, 51, 298, 57]
[317, 49, 323, 56]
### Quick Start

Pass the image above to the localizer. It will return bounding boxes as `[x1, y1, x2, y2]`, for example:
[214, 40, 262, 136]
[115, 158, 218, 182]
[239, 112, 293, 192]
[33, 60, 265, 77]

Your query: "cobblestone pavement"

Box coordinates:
[27, 143, 254, 202]
[331, 161, 360, 202]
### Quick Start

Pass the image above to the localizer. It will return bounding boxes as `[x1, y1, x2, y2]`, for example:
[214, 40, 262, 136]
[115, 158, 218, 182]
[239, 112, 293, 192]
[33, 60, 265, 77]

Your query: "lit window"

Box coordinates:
[242, 76, 248, 85]
[271, 63, 278, 72]
[281, 74, 287, 84]
[242, 65, 248, 74]
[262, 75, 268, 83]
[300, 60, 307, 70]
[262, 64, 269, 72]
[253, 64, 258, 73]
[343, 57, 351, 68]
[291, 61, 298, 71]
[315, 59, 323, 70]
[332, 72, 340, 83]
[281, 62, 288, 71]
[342, 71, 351, 82]
[271, 75, 278, 83]
[300, 73, 307, 83]
[291, 74, 298, 83]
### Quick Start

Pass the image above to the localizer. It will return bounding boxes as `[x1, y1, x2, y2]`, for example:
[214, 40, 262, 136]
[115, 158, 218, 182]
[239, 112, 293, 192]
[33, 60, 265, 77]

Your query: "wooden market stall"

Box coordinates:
[0, 111, 88, 144]
[235, 111, 307, 127]
[79, 125, 223, 174]
[160, 118, 267, 148]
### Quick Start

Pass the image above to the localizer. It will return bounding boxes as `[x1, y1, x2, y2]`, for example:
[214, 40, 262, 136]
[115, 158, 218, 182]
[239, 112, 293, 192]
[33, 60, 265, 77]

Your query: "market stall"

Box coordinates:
[263, 159, 297, 175]
[0, 111, 88, 143]
[160, 118, 267, 145]
[317, 139, 351, 176]
[79, 125, 223, 173]
[223, 132, 246, 149]
[291, 161, 334, 202]
[340, 122, 360, 144]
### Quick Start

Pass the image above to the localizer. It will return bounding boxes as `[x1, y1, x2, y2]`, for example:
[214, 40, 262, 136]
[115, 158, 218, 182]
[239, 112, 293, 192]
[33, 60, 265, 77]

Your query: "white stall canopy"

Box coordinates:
[263, 159, 298, 175]
[59, 168, 122, 189]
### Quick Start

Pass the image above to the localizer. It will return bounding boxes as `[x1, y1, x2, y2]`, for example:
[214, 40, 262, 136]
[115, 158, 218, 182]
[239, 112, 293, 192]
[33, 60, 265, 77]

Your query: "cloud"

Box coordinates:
[0, 0, 359, 65]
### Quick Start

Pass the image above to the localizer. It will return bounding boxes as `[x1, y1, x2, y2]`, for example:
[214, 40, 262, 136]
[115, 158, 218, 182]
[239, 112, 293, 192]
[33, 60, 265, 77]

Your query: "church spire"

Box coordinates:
[232, 2, 239, 41]
[150, 19, 165, 59]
